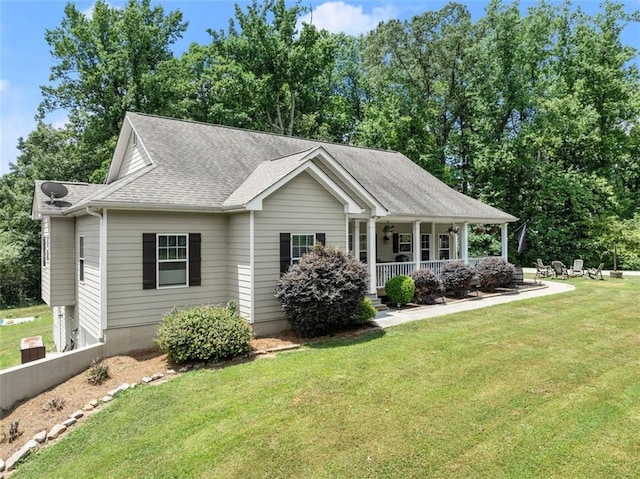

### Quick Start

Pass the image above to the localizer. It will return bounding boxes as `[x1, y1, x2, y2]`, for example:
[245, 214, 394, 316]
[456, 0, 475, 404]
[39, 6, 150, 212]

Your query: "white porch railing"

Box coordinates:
[376, 262, 416, 289]
[376, 257, 492, 289]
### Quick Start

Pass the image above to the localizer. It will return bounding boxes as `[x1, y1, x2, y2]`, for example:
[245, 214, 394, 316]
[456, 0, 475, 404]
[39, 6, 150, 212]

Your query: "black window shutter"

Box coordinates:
[189, 233, 201, 286]
[392, 233, 399, 253]
[280, 233, 291, 274]
[142, 233, 156, 289]
[316, 233, 326, 246]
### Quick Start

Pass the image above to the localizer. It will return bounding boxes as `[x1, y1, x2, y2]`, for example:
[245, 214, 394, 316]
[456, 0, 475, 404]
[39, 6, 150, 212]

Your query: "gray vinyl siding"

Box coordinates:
[227, 212, 251, 320]
[106, 211, 228, 329]
[76, 215, 101, 341]
[42, 217, 76, 306]
[116, 132, 150, 179]
[253, 171, 346, 324]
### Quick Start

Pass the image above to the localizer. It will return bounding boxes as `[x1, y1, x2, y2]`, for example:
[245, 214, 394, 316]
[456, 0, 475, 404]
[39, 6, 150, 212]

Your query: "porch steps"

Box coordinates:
[368, 294, 388, 312]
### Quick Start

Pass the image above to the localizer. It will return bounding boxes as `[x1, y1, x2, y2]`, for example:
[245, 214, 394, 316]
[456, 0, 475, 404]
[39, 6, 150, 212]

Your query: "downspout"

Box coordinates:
[85, 207, 108, 342]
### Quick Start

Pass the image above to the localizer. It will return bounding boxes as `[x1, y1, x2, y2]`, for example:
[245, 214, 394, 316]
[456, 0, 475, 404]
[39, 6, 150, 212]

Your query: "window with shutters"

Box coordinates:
[142, 233, 201, 290]
[398, 233, 412, 253]
[157, 234, 188, 287]
[280, 233, 325, 274]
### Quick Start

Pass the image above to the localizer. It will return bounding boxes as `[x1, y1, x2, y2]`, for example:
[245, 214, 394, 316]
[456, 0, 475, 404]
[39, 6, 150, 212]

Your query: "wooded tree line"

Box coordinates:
[1, 0, 639, 306]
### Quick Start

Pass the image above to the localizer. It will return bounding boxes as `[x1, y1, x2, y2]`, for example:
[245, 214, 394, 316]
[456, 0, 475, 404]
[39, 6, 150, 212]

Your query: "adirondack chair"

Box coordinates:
[569, 259, 584, 276]
[535, 258, 552, 278]
[588, 263, 605, 280]
[551, 260, 569, 279]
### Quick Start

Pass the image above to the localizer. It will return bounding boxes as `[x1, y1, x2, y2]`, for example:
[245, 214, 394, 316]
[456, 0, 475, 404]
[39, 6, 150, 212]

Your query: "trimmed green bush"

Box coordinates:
[385, 275, 415, 307]
[410, 268, 440, 304]
[155, 304, 252, 364]
[440, 262, 474, 299]
[353, 297, 377, 324]
[275, 244, 369, 337]
[475, 257, 515, 291]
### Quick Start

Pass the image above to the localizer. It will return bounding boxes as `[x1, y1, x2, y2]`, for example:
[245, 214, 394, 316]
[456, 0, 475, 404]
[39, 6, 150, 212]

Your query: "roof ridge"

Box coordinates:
[126, 112, 402, 155]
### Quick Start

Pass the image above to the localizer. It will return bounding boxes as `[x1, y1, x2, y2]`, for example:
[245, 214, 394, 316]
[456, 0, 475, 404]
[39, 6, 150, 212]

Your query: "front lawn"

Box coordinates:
[0, 304, 53, 369]
[13, 277, 640, 478]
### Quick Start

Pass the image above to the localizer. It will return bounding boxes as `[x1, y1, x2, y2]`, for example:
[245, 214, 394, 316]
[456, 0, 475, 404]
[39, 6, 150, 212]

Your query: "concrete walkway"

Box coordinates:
[373, 280, 575, 329]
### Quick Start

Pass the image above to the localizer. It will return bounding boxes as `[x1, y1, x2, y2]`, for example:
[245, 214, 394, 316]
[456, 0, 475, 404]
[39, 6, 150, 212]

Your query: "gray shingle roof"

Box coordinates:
[44, 112, 517, 222]
[32, 181, 105, 218]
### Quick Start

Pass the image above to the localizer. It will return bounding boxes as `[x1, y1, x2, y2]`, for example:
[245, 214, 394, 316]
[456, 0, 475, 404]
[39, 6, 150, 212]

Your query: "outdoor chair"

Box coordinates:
[534, 258, 552, 279]
[588, 263, 605, 280]
[569, 259, 584, 276]
[551, 260, 569, 279]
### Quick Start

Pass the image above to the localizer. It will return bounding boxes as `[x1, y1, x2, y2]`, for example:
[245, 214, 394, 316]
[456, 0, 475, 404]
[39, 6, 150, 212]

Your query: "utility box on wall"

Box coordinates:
[21, 335, 46, 364]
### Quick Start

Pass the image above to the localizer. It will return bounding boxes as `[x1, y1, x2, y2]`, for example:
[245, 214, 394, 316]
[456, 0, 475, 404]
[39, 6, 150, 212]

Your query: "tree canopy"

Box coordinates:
[1, 0, 639, 306]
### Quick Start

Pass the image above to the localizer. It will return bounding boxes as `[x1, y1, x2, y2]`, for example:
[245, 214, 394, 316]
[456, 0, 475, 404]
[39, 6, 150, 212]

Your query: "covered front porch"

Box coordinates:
[348, 218, 509, 292]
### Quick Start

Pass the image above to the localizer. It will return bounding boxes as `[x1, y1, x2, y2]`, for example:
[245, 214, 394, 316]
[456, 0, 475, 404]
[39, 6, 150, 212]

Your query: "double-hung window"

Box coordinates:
[398, 233, 412, 253]
[157, 234, 188, 287]
[78, 236, 85, 282]
[42, 235, 49, 268]
[291, 234, 315, 264]
[421, 234, 430, 261]
[439, 234, 450, 260]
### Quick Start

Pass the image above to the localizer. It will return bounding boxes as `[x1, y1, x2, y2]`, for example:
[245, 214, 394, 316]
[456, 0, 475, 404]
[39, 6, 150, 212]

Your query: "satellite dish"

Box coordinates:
[41, 182, 68, 205]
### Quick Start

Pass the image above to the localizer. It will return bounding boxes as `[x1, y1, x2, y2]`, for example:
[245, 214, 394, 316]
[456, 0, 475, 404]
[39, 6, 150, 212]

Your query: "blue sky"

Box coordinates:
[0, 0, 638, 176]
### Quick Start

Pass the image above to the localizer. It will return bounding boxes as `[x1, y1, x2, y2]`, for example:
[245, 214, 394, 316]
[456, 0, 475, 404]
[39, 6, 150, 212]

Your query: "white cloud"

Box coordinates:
[0, 80, 8, 93]
[300, 2, 397, 35]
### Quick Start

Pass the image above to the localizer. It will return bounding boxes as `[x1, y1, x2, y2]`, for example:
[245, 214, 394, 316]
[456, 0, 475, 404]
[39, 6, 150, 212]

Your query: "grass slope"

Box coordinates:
[0, 305, 53, 369]
[13, 278, 640, 478]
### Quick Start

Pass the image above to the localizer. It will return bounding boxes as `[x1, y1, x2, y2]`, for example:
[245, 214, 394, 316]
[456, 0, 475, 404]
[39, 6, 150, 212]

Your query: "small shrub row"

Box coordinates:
[384, 258, 515, 303]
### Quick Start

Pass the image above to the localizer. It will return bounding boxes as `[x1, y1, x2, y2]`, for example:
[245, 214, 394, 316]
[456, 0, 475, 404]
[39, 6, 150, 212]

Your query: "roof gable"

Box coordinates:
[223, 146, 388, 216]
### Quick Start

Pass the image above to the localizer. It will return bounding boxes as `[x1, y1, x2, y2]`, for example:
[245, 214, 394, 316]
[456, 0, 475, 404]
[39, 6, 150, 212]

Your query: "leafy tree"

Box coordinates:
[361, 3, 474, 185]
[208, 0, 335, 136]
[40, 0, 187, 179]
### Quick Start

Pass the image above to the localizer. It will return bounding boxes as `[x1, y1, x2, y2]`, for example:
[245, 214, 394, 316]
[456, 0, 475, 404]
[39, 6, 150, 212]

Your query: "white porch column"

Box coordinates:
[413, 220, 421, 271]
[367, 218, 377, 294]
[430, 222, 436, 260]
[501, 223, 509, 261]
[353, 220, 360, 259]
[461, 222, 469, 265]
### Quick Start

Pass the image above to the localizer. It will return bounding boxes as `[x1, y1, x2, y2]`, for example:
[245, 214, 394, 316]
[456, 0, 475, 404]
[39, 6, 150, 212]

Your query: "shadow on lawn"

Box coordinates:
[306, 326, 386, 350]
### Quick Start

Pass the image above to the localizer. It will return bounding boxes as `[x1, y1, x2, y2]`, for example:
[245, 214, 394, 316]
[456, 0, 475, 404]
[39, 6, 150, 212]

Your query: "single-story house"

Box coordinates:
[32, 112, 517, 355]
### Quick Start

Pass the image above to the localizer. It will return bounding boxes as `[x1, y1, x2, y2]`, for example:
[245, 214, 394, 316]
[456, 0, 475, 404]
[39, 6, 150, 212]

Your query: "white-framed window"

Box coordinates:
[398, 233, 412, 252]
[78, 236, 85, 282]
[439, 234, 450, 260]
[421, 234, 430, 261]
[132, 131, 138, 146]
[348, 234, 368, 261]
[42, 235, 49, 267]
[157, 234, 188, 287]
[291, 234, 315, 264]
[358, 233, 367, 262]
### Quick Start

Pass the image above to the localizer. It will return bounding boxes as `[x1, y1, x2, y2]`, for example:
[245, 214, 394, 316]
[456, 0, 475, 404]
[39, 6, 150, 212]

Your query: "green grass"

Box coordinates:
[12, 277, 640, 478]
[0, 304, 54, 369]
